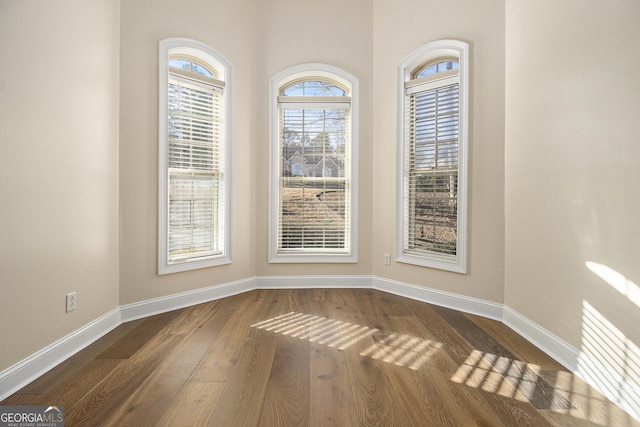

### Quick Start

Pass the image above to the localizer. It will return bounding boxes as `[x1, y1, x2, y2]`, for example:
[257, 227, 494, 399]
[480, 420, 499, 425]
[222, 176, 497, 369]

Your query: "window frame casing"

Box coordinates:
[396, 39, 469, 273]
[158, 37, 232, 275]
[269, 63, 359, 263]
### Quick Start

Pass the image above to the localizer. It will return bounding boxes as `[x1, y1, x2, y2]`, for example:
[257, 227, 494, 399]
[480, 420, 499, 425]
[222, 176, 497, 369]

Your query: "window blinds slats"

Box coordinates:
[277, 105, 350, 253]
[405, 82, 459, 257]
[167, 72, 223, 263]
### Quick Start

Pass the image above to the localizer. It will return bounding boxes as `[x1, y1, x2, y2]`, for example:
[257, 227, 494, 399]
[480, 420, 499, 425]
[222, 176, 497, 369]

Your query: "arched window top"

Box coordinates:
[274, 64, 356, 100]
[163, 39, 228, 84]
[413, 59, 459, 79]
[169, 57, 215, 79]
[281, 79, 347, 97]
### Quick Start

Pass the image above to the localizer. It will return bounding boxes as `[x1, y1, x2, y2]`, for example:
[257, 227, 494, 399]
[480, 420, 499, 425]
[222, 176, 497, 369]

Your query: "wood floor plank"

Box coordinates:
[425, 313, 568, 424]
[342, 307, 455, 426]
[205, 290, 290, 427]
[384, 315, 510, 426]
[323, 288, 373, 325]
[398, 295, 483, 364]
[352, 293, 546, 425]
[467, 313, 566, 371]
[189, 291, 272, 382]
[286, 288, 319, 315]
[333, 289, 501, 425]
[155, 381, 225, 427]
[258, 335, 310, 427]
[101, 364, 193, 427]
[249, 289, 294, 328]
[396, 299, 561, 426]
[312, 289, 384, 426]
[322, 289, 414, 426]
[206, 332, 279, 427]
[162, 307, 234, 369]
[309, 341, 358, 427]
[0, 393, 40, 406]
[64, 333, 184, 426]
[311, 289, 378, 426]
[350, 288, 393, 331]
[27, 359, 123, 410]
[431, 304, 515, 358]
[162, 301, 218, 335]
[95, 310, 182, 359]
[9, 319, 143, 397]
[373, 289, 414, 317]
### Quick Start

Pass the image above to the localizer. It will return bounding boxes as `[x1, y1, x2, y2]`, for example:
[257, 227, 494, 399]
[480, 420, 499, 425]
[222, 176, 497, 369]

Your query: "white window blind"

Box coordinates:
[404, 80, 459, 257]
[167, 74, 224, 263]
[277, 103, 350, 253]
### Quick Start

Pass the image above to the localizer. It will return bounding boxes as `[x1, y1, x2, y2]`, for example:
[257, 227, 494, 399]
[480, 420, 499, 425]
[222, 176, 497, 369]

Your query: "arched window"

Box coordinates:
[158, 38, 232, 274]
[397, 40, 469, 273]
[414, 59, 459, 79]
[269, 64, 358, 263]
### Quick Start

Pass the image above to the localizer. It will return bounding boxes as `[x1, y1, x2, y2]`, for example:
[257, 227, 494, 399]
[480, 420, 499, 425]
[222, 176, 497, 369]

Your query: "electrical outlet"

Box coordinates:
[384, 254, 391, 265]
[66, 292, 76, 312]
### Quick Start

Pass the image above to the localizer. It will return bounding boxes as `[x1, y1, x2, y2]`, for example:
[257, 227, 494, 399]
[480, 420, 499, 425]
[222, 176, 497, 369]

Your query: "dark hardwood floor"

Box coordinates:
[2, 289, 638, 426]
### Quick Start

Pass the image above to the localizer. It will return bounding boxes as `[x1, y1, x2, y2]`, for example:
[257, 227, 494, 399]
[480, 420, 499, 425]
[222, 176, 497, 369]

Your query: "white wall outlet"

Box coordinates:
[384, 254, 391, 265]
[66, 292, 76, 312]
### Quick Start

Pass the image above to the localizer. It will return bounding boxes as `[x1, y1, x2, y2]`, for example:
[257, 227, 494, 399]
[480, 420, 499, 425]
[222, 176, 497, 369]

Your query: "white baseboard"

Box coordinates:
[372, 276, 504, 321]
[0, 308, 121, 401]
[120, 277, 256, 322]
[256, 275, 371, 289]
[502, 305, 580, 371]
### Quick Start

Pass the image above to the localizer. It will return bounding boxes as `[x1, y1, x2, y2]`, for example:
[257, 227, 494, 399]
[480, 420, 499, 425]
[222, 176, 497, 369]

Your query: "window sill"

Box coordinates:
[396, 252, 466, 274]
[158, 254, 232, 275]
[269, 252, 357, 264]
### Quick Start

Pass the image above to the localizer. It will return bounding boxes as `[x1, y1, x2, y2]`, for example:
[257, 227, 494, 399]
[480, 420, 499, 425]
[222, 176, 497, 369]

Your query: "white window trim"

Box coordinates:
[396, 39, 469, 274]
[158, 38, 232, 275]
[269, 63, 359, 263]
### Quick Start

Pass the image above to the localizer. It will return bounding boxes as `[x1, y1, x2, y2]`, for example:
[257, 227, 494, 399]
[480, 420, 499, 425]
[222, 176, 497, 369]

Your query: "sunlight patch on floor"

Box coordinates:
[451, 350, 542, 402]
[252, 312, 442, 370]
[359, 333, 442, 370]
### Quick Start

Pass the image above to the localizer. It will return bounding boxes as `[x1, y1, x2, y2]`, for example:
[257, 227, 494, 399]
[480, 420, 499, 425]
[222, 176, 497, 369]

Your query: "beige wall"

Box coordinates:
[505, 0, 640, 349]
[119, 0, 258, 304]
[253, 0, 374, 276]
[372, 0, 506, 302]
[0, 0, 120, 370]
